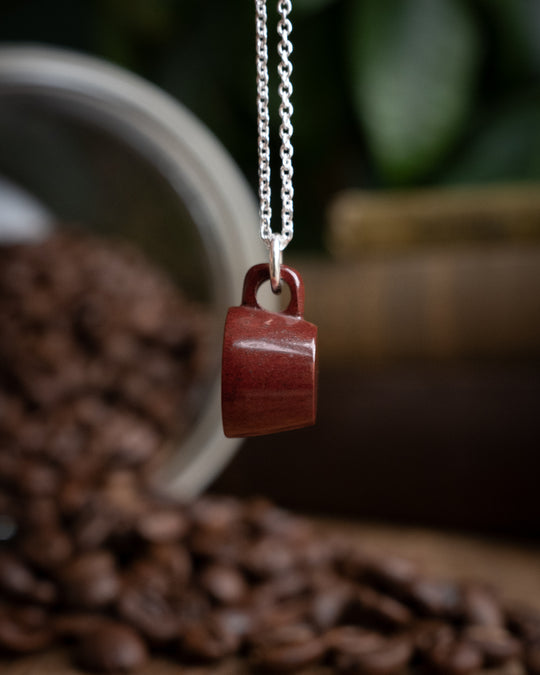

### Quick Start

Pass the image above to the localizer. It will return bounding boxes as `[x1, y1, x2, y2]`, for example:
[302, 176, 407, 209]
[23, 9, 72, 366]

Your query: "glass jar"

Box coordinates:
[0, 45, 263, 496]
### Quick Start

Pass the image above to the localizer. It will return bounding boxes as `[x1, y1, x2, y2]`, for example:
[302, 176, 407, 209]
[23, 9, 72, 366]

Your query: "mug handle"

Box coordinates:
[241, 263, 304, 317]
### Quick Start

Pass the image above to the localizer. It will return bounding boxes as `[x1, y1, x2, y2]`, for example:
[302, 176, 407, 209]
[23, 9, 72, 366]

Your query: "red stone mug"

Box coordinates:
[222, 263, 318, 438]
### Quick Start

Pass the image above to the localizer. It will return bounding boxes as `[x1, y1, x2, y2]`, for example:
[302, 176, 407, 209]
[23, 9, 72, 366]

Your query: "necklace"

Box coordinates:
[255, 0, 294, 292]
[222, 0, 318, 438]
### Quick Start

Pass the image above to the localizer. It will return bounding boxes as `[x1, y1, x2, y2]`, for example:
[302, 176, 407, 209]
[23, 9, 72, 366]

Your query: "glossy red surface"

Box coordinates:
[222, 264, 318, 438]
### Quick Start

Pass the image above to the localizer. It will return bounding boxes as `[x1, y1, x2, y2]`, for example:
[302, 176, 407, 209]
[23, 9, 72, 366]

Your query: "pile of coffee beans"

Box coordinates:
[0, 231, 209, 483]
[1, 233, 539, 674]
[1, 487, 540, 674]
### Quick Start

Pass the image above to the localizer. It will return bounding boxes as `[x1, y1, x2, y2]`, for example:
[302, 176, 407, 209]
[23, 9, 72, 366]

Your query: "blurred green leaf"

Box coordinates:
[441, 94, 540, 184]
[348, 0, 480, 184]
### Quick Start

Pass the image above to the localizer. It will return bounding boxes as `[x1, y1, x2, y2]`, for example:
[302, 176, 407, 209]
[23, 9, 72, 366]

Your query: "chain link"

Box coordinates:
[255, 0, 294, 253]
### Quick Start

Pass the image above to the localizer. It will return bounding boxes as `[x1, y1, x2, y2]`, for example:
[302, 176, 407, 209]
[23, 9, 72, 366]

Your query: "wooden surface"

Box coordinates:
[3, 519, 540, 674]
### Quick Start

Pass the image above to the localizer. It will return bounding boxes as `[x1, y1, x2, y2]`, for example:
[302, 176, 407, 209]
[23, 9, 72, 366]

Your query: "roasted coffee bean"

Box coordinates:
[245, 498, 313, 543]
[242, 537, 298, 578]
[58, 480, 92, 515]
[117, 583, 182, 643]
[199, 563, 248, 605]
[212, 607, 255, 641]
[506, 604, 540, 643]
[0, 552, 51, 603]
[251, 623, 326, 672]
[463, 624, 522, 665]
[252, 570, 311, 606]
[180, 614, 242, 661]
[188, 530, 245, 564]
[57, 552, 120, 607]
[19, 528, 73, 570]
[409, 619, 456, 656]
[252, 599, 310, 635]
[0, 604, 54, 653]
[136, 506, 187, 543]
[526, 641, 540, 675]
[461, 582, 504, 626]
[251, 623, 316, 650]
[94, 414, 161, 468]
[71, 498, 121, 549]
[332, 633, 413, 675]
[365, 554, 420, 593]
[309, 582, 353, 630]
[342, 585, 413, 629]
[408, 578, 463, 619]
[427, 638, 484, 675]
[16, 460, 60, 497]
[300, 536, 347, 569]
[147, 543, 192, 587]
[54, 613, 108, 641]
[342, 549, 421, 600]
[325, 626, 386, 654]
[73, 622, 148, 673]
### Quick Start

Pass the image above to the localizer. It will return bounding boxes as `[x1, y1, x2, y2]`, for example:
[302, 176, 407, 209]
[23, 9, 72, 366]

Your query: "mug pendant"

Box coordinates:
[222, 264, 318, 438]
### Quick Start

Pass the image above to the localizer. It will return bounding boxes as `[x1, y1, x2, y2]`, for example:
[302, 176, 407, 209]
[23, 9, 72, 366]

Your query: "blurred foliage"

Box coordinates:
[1, 0, 540, 249]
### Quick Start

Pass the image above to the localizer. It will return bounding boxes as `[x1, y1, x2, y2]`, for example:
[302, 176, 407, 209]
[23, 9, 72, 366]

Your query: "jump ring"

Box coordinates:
[269, 236, 282, 294]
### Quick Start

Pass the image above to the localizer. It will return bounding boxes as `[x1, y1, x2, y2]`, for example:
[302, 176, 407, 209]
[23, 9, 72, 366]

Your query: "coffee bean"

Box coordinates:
[507, 604, 540, 643]
[332, 633, 413, 675]
[199, 563, 248, 605]
[54, 613, 107, 641]
[136, 507, 187, 543]
[463, 624, 522, 665]
[342, 585, 413, 629]
[117, 577, 183, 643]
[188, 529, 245, 564]
[19, 528, 73, 570]
[71, 498, 120, 549]
[180, 614, 242, 661]
[73, 622, 148, 673]
[243, 537, 298, 578]
[427, 638, 484, 675]
[57, 552, 120, 608]
[17, 460, 59, 497]
[462, 582, 504, 626]
[147, 543, 192, 587]
[408, 578, 463, 618]
[325, 625, 386, 654]
[212, 607, 255, 641]
[251, 623, 316, 649]
[0, 552, 44, 601]
[366, 554, 420, 593]
[252, 570, 311, 606]
[252, 599, 309, 635]
[0, 604, 54, 653]
[251, 623, 326, 672]
[409, 618, 455, 656]
[526, 641, 540, 675]
[245, 498, 313, 543]
[309, 582, 353, 630]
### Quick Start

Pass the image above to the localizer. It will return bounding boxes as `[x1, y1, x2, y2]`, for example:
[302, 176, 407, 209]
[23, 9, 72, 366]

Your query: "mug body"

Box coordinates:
[222, 304, 317, 437]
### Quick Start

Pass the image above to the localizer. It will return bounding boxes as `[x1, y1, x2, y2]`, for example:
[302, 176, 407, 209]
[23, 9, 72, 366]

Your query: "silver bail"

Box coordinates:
[269, 235, 282, 294]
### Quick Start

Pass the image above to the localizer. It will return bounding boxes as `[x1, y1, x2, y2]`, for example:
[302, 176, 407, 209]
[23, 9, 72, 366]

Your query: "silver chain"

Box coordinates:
[255, 0, 294, 259]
